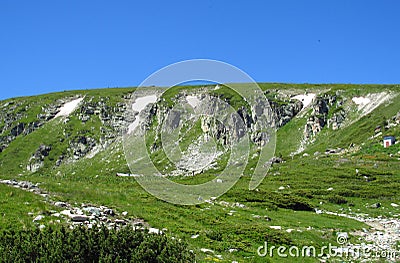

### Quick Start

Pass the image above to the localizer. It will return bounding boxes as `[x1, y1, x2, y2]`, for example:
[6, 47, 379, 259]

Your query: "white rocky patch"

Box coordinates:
[186, 95, 201, 108]
[292, 93, 316, 111]
[128, 94, 158, 134]
[173, 134, 223, 174]
[352, 92, 393, 117]
[55, 97, 84, 118]
[352, 96, 371, 106]
[131, 94, 158, 112]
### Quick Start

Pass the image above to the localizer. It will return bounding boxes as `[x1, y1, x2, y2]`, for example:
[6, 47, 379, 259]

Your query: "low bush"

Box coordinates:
[0, 226, 194, 263]
[328, 195, 348, 205]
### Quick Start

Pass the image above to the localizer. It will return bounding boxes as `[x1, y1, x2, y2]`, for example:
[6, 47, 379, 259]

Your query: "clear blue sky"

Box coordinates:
[1, 0, 399, 100]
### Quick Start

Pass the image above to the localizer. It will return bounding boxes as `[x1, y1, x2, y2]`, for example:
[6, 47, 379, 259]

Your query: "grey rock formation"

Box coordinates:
[0, 98, 66, 152]
[304, 93, 346, 139]
[69, 136, 96, 159]
[27, 145, 51, 172]
[270, 100, 303, 127]
[328, 109, 346, 130]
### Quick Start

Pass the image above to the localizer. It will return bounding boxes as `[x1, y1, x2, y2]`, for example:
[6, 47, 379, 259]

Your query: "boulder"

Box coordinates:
[70, 215, 89, 222]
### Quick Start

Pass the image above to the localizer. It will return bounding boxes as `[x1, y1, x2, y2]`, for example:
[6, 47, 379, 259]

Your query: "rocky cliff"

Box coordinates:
[0, 85, 399, 175]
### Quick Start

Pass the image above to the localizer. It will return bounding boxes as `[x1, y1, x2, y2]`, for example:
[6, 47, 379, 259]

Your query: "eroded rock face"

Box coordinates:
[0, 98, 69, 153]
[304, 93, 346, 139]
[77, 97, 129, 135]
[143, 91, 306, 152]
[270, 100, 303, 127]
[27, 145, 52, 172]
[37, 104, 60, 121]
[69, 136, 96, 160]
[304, 116, 323, 138]
[329, 110, 346, 130]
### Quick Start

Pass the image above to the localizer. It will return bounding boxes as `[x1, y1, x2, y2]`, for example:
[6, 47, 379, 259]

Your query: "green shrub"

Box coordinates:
[205, 229, 223, 241]
[241, 191, 314, 211]
[328, 195, 348, 205]
[0, 226, 194, 263]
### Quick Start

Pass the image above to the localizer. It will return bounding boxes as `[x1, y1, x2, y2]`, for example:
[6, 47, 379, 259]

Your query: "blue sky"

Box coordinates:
[1, 0, 399, 100]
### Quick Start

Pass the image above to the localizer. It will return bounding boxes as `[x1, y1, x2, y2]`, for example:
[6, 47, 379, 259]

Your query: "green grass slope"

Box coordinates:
[0, 84, 399, 262]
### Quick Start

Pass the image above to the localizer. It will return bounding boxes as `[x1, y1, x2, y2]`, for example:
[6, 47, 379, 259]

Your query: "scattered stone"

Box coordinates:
[200, 248, 214, 254]
[370, 203, 381, 209]
[232, 202, 246, 208]
[315, 209, 323, 214]
[218, 201, 229, 206]
[264, 216, 272, 221]
[103, 208, 115, 216]
[148, 228, 162, 234]
[60, 210, 72, 216]
[70, 215, 89, 222]
[270, 226, 282, 230]
[54, 202, 67, 208]
[83, 207, 101, 216]
[33, 215, 45, 222]
[115, 219, 126, 225]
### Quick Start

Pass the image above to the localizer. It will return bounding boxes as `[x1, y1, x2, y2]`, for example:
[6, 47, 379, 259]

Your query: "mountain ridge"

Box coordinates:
[0, 83, 399, 262]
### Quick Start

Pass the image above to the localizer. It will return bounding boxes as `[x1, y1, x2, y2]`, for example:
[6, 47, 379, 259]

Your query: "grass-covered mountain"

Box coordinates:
[0, 83, 399, 262]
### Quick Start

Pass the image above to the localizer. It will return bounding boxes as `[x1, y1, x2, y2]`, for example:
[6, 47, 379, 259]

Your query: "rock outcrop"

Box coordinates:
[304, 93, 346, 139]
[27, 145, 51, 172]
[0, 98, 73, 153]
[270, 100, 303, 127]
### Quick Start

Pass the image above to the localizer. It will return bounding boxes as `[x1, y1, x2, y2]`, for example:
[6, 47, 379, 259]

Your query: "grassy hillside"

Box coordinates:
[0, 84, 399, 262]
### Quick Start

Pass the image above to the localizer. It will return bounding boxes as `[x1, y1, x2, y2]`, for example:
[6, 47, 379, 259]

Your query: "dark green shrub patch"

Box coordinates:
[0, 226, 194, 263]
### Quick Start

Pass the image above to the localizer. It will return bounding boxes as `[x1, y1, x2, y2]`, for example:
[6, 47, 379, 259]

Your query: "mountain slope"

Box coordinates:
[0, 84, 399, 262]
